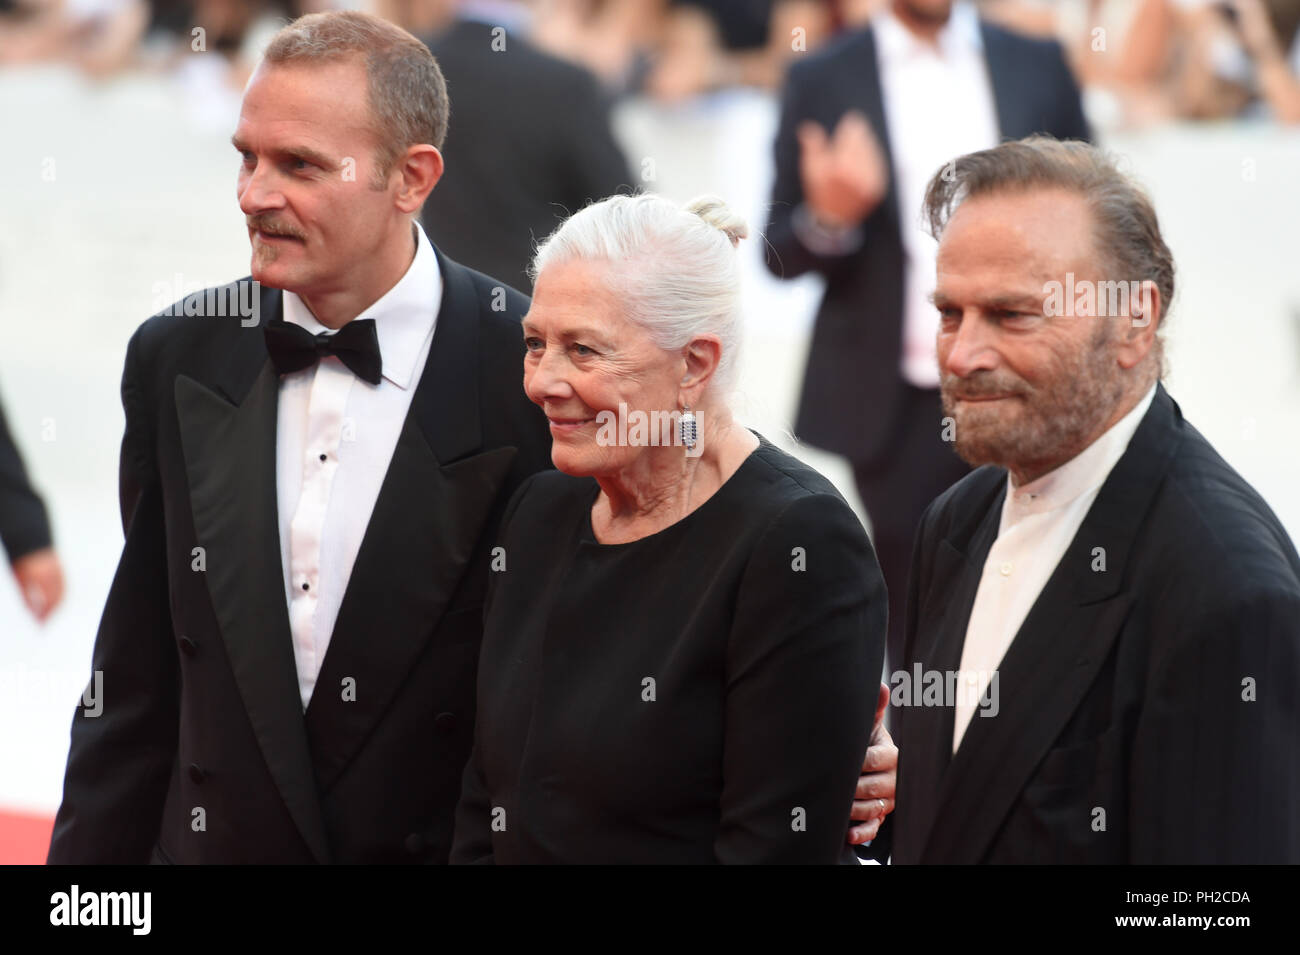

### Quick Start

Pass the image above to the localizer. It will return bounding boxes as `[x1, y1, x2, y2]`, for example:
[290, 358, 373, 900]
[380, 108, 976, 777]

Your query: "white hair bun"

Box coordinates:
[684, 195, 748, 248]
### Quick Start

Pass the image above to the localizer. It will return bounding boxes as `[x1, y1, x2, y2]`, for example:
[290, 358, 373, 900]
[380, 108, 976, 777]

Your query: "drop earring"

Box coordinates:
[678, 403, 698, 451]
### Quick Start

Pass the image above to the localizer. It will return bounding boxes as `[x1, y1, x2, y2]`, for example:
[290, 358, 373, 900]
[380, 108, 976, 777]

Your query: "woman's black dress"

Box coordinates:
[451, 433, 887, 863]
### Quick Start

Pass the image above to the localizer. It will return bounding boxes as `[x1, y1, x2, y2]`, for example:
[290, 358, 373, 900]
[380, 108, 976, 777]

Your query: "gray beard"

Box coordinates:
[942, 337, 1127, 484]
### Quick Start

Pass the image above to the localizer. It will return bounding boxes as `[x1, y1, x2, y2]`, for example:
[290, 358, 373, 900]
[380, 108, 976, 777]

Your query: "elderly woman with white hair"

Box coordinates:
[451, 193, 888, 864]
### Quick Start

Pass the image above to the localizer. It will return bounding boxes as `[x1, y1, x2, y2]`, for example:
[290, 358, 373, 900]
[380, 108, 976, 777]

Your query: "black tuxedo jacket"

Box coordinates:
[763, 22, 1090, 466]
[893, 385, 1300, 863]
[48, 249, 552, 864]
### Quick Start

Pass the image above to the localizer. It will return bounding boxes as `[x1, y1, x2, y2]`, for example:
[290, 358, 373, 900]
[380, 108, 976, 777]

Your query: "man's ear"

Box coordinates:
[394, 145, 443, 214]
[679, 335, 723, 406]
[1116, 279, 1161, 370]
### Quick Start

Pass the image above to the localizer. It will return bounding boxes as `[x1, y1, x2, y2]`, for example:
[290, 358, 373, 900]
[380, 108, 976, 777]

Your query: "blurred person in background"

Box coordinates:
[149, 0, 343, 89]
[406, 0, 632, 290]
[527, 0, 669, 94]
[0, 0, 149, 75]
[982, 0, 1300, 125]
[523, 0, 844, 101]
[0, 0, 350, 87]
[763, 0, 1089, 701]
[643, 1, 835, 102]
[1167, 0, 1300, 122]
[0, 395, 64, 623]
[976, 2, 1147, 129]
[129, 2, 349, 132]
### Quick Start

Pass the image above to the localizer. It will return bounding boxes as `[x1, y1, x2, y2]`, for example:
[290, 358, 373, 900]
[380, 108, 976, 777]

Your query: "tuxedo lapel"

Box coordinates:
[174, 283, 333, 864]
[920, 387, 1187, 862]
[897, 500, 999, 860]
[304, 251, 519, 789]
[921, 559, 1132, 862]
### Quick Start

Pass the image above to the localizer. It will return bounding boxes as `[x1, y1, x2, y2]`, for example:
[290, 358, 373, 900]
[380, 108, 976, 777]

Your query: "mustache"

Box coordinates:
[941, 373, 1028, 400]
[247, 217, 304, 240]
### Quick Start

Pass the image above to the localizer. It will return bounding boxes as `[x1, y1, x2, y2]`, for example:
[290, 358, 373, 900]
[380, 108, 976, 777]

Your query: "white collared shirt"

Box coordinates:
[275, 221, 443, 709]
[951, 384, 1157, 751]
[874, 0, 1000, 388]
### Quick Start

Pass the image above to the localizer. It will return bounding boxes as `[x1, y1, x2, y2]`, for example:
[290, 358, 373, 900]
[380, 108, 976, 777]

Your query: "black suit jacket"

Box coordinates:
[48, 249, 552, 864]
[420, 19, 631, 291]
[0, 394, 53, 562]
[893, 385, 1300, 863]
[763, 22, 1090, 466]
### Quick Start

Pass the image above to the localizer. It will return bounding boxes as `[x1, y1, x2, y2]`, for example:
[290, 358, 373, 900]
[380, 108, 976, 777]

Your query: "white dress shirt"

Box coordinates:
[875, 1, 1000, 388]
[951, 384, 1157, 751]
[275, 221, 442, 709]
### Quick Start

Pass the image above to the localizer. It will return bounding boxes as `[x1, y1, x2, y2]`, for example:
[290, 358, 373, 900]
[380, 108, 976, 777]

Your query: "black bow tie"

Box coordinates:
[263, 318, 383, 385]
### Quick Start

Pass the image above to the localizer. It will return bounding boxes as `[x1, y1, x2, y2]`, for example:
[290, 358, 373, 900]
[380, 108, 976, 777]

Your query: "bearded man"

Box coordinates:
[890, 136, 1300, 864]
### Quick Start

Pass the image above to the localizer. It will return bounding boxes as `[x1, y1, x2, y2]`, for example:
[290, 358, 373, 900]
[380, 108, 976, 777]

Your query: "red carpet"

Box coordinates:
[0, 810, 54, 865]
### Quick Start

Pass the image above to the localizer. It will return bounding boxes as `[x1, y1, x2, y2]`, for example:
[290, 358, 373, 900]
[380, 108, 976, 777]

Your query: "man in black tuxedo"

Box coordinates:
[48, 10, 553, 864]
[419, 2, 631, 291]
[764, 0, 1091, 681]
[0, 394, 63, 621]
[893, 136, 1300, 863]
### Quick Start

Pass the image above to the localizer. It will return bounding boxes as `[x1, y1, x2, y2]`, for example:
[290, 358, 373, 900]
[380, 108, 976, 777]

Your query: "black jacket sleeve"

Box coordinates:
[449, 473, 541, 864]
[47, 323, 180, 863]
[0, 392, 53, 561]
[1131, 582, 1300, 862]
[716, 492, 887, 863]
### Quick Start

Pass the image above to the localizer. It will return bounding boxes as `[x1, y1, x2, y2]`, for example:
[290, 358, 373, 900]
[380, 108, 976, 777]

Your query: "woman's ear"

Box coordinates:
[679, 336, 722, 405]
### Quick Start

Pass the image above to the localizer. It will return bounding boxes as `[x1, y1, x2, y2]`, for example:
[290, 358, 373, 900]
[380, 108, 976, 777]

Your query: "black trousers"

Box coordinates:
[853, 385, 970, 675]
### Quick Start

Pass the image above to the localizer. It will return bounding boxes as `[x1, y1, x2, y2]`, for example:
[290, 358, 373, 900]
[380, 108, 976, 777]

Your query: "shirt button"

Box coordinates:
[999, 561, 1013, 576]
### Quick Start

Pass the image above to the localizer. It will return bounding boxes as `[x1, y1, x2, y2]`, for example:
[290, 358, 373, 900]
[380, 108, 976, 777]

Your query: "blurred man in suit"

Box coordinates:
[48, 10, 554, 864]
[0, 394, 63, 622]
[893, 136, 1300, 863]
[419, 0, 631, 290]
[764, 0, 1090, 681]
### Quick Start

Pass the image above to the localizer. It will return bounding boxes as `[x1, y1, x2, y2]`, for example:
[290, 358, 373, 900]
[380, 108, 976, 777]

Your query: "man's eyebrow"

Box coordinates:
[981, 293, 1045, 311]
[231, 135, 335, 169]
[930, 291, 1043, 310]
